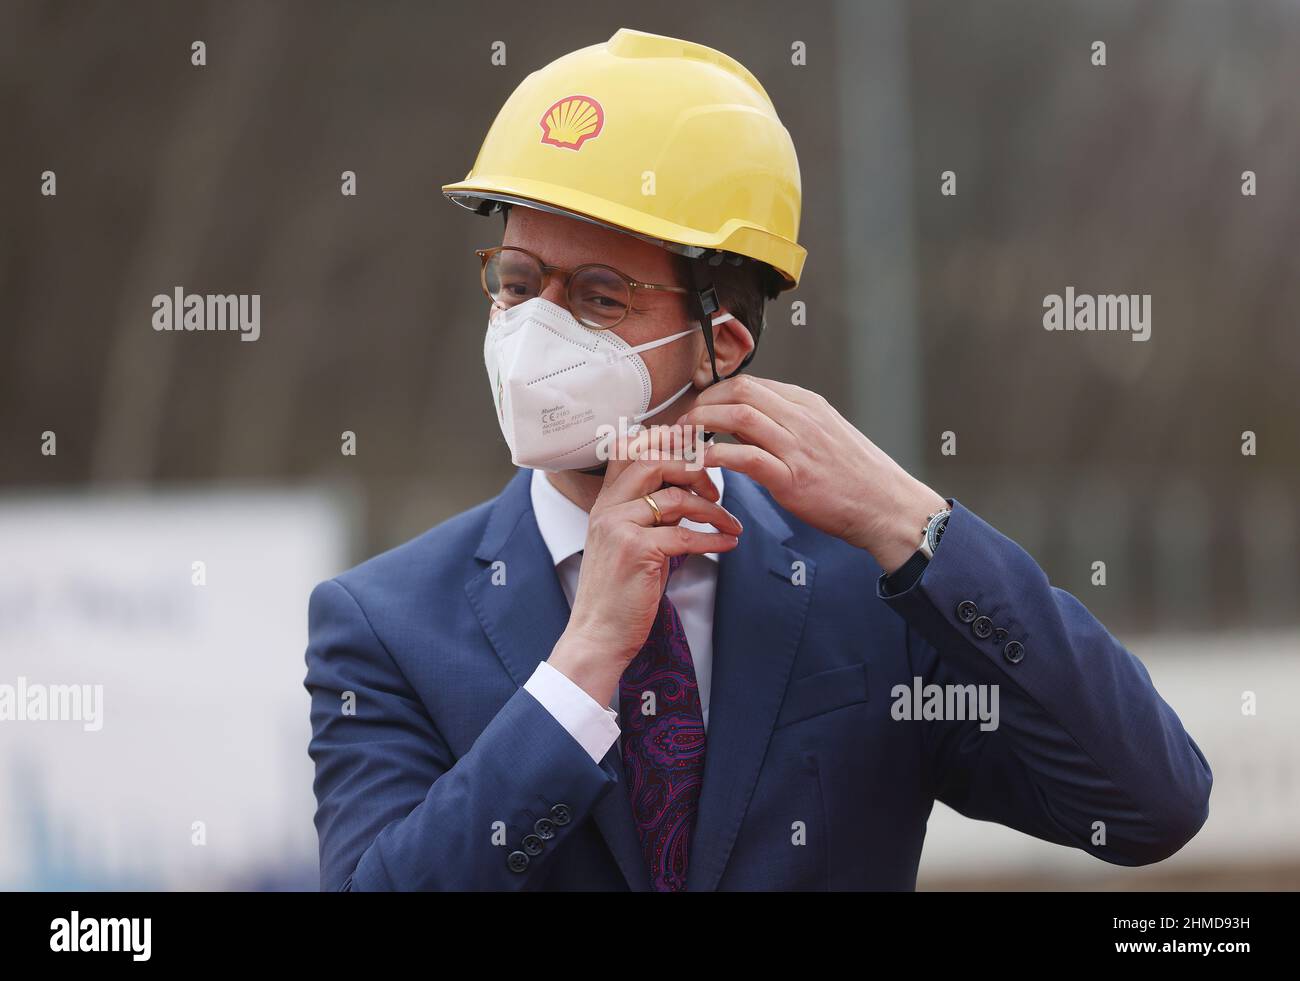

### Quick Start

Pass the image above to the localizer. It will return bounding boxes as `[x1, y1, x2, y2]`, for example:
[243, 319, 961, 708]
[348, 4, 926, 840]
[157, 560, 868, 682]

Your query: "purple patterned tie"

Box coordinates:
[618, 553, 706, 892]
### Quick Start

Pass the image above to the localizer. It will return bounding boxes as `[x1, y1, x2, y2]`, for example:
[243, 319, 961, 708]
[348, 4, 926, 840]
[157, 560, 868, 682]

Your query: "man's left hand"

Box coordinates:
[677, 375, 949, 574]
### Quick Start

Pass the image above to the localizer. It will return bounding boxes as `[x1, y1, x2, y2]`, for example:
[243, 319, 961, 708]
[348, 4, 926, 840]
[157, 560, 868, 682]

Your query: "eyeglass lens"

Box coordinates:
[484, 248, 630, 329]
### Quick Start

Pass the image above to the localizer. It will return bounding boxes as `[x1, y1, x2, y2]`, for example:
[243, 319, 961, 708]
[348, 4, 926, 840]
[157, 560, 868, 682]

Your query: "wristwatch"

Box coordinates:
[918, 505, 953, 560]
[880, 502, 953, 597]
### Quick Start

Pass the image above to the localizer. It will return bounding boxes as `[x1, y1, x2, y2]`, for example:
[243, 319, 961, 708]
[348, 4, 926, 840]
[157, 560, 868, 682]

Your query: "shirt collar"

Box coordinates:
[529, 466, 726, 569]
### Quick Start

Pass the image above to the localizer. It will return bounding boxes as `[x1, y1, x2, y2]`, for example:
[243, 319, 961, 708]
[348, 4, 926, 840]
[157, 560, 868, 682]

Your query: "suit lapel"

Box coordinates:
[465, 469, 568, 689]
[685, 473, 815, 891]
[465, 468, 649, 891]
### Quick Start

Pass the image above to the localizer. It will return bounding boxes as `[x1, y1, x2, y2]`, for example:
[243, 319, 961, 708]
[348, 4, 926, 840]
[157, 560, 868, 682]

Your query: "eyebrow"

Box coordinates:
[504, 244, 674, 285]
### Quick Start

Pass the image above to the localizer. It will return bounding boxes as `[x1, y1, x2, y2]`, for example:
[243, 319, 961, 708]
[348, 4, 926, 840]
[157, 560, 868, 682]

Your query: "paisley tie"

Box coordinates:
[618, 553, 706, 892]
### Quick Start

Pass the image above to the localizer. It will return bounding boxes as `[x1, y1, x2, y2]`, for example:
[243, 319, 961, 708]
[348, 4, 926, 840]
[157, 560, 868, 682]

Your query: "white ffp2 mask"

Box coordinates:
[483, 296, 734, 471]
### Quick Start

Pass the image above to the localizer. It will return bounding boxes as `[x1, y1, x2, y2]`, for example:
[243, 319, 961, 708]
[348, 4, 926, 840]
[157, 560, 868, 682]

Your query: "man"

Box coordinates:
[304, 28, 1211, 891]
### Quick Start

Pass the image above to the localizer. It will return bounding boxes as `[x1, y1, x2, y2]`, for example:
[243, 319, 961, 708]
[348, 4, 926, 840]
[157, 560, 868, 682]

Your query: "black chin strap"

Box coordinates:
[685, 256, 727, 452]
[687, 255, 723, 384]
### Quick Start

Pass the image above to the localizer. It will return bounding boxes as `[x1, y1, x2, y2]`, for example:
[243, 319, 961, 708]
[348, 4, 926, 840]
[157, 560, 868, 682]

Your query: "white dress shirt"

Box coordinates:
[521, 466, 723, 764]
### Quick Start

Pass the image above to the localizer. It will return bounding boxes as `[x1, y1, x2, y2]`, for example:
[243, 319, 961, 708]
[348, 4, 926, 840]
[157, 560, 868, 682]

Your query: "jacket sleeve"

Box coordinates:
[878, 501, 1213, 866]
[304, 578, 616, 890]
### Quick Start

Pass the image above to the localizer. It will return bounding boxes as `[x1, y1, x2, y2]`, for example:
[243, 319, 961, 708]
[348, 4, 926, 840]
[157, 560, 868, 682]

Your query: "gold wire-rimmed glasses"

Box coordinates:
[476, 245, 691, 330]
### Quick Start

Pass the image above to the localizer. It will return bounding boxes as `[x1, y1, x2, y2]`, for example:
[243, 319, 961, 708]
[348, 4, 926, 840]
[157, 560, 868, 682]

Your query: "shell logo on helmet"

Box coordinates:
[539, 95, 604, 150]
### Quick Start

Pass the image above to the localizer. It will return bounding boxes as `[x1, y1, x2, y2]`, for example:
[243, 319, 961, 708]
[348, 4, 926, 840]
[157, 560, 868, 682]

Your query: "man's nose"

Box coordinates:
[538, 271, 569, 309]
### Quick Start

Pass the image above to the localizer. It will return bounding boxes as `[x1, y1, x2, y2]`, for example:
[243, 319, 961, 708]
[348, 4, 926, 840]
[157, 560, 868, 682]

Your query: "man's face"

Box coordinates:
[496, 206, 706, 427]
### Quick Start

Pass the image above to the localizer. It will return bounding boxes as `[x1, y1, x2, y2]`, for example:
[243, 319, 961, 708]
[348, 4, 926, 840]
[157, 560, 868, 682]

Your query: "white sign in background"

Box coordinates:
[0, 489, 352, 889]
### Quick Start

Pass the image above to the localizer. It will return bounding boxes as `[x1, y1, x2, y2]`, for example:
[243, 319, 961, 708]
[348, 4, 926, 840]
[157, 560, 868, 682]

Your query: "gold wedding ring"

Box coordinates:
[643, 494, 663, 527]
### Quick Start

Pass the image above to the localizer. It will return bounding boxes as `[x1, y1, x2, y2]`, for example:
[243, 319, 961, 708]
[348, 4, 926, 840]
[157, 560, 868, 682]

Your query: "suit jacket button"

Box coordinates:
[534, 818, 556, 840]
[993, 627, 1008, 644]
[507, 851, 529, 873]
[956, 600, 979, 623]
[521, 834, 544, 856]
[1003, 640, 1025, 664]
[972, 615, 993, 640]
[550, 804, 572, 826]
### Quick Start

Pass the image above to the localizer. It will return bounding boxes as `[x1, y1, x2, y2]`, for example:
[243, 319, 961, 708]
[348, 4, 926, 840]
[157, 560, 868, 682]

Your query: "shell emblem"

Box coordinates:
[539, 95, 604, 150]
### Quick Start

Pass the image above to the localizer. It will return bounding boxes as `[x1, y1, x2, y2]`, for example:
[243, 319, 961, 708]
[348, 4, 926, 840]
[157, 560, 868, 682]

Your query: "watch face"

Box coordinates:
[926, 512, 950, 553]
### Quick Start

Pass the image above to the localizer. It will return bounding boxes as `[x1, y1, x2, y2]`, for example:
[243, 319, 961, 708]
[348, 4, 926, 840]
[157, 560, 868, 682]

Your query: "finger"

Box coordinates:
[694, 374, 802, 428]
[613, 486, 743, 535]
[742, 375, 827, 411]
[607, 452, 719, 506]
[599, 425, 708, 495]
[599, 432, 641, 488]
[703, 441, 793, 488]
[645, 525, 740, 558]
[678, 402, 797, 456]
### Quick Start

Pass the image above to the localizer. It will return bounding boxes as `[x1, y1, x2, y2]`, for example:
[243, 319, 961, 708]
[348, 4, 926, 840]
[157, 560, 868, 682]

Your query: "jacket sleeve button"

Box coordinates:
[534, 818, 556, 840]
[956, 600, 979, 623]
[507, 850, 530, 873]
[521, 834, 544, 856]
[993, 626, 1008, 644]
[1003, 640, 1025, 664]
[550, 804, 572, 826]
[972, 615, 993, 640]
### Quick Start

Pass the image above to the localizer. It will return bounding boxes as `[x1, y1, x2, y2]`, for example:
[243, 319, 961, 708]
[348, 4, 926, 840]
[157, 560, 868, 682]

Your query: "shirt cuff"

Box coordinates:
[523, 661, 620, 765]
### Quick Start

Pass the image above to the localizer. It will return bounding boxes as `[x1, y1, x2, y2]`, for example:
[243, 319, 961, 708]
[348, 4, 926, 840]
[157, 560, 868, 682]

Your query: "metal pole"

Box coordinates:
[834, 0, 923, 473]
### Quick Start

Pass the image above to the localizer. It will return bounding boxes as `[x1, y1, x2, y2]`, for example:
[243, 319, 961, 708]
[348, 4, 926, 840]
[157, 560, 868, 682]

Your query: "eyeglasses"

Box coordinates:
[475, 245, 690, 330]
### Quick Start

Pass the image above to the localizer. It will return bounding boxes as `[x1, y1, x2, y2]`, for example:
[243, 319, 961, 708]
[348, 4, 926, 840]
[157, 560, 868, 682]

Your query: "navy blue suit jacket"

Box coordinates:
[304, 468, 1212, 890]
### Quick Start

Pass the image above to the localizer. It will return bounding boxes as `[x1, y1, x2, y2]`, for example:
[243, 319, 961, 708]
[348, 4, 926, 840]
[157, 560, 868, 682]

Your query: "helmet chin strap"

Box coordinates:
[687, 259, 724, 385]
[687, 258, 726, 449]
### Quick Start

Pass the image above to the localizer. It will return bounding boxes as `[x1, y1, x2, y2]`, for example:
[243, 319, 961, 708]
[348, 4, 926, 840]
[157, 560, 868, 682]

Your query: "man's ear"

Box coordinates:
[692, 308, 754, 386]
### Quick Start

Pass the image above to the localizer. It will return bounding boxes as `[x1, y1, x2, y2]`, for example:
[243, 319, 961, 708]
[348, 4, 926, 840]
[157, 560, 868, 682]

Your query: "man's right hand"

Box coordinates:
[547, 430, 742, 710]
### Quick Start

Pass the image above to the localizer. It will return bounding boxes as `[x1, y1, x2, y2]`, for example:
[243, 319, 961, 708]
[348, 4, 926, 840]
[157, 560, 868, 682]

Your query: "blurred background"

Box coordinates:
[1, 0, 1297, 889]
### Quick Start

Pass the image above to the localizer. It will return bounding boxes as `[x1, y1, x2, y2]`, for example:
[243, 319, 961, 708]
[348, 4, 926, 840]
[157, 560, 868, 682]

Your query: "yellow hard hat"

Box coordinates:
[442, 28, 805, 291]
